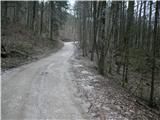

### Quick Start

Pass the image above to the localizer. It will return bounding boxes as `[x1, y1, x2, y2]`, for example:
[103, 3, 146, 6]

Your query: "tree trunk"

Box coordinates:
[122, 1, 134, 86]
[137, 2, 142, 48]
[91, 1, 97, 61]
[149, 1, 159, 107]
[32, 1, 36, 30]
[50, 1, 54, 40]
[40, 1, 44, 34]
[26, 2, 30, 28]
[142, 1, 146, 49]
[148, 1, 153, 51]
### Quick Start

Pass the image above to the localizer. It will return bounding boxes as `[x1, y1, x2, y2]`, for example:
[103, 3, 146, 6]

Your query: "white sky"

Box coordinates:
[68, 0, 76, 9]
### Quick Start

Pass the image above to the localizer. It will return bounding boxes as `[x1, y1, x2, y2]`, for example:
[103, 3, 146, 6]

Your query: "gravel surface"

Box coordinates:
[2, 42, 88, 120]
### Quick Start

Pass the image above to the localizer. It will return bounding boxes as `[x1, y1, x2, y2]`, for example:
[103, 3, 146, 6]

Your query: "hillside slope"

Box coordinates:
[1, 24, 63, 70]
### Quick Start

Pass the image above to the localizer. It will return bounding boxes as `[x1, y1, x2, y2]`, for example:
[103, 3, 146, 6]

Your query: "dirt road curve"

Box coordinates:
[2, 42, 87, 120]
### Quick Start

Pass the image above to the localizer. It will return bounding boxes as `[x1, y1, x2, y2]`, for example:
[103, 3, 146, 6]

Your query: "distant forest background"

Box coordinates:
[1, 1, 75, 69]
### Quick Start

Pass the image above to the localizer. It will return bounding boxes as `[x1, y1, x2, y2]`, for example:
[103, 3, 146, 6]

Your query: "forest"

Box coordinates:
[1, 1, 68, 37]
[1, 0, 160, 120]
[1, 1, 70, 69]
[74, 1, 160, 109]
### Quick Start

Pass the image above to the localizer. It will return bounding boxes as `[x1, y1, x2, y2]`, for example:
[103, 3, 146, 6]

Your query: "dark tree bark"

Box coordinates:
[149, 1, 159, 107]
[40, 1, 44, 34]
[137, 1, 142, 48]
[148, 1, 153, 51]
[122, 1, 134, 86]
[26, 1, 31, 28]
[91, 1, 97, 61]
[142, 1, 146, 49]
[49, 1, 54, 39]
[32, 1, 36, 30]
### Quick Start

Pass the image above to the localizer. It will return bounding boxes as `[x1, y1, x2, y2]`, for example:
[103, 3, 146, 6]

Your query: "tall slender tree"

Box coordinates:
[149, 1, 159, 107]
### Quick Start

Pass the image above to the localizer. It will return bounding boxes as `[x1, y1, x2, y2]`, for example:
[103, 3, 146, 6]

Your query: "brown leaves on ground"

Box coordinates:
[70, 51, 160, 120]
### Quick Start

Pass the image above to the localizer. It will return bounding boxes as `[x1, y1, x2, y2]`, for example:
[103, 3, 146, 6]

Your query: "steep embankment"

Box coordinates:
[1, 24, 63, 70]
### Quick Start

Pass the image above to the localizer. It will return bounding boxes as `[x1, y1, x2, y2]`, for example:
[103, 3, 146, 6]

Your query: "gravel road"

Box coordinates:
[2, 42, 87, 120]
